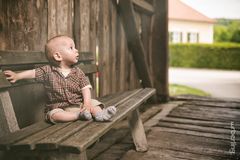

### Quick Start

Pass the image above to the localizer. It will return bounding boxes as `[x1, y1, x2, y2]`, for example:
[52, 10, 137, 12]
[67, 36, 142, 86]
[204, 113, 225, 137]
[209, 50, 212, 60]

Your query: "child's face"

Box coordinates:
[58, 37, 79, 66]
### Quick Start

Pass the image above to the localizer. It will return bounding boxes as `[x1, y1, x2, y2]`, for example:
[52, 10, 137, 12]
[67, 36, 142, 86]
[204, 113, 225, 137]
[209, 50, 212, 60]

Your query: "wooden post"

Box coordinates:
[117, 0, 153, 88]
[151, 0, 169, 102]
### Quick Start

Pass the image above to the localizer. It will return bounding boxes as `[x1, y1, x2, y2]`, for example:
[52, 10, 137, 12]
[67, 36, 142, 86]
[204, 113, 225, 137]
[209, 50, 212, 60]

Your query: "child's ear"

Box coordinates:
[53, 52, 62, 62]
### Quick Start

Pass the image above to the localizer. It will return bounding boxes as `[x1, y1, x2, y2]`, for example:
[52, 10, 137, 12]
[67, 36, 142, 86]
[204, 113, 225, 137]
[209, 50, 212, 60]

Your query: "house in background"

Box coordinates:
[169, 0, 215, 43]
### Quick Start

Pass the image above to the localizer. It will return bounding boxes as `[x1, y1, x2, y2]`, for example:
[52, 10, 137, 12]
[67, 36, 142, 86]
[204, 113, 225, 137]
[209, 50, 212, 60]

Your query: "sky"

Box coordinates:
[180, 0, 240, 19]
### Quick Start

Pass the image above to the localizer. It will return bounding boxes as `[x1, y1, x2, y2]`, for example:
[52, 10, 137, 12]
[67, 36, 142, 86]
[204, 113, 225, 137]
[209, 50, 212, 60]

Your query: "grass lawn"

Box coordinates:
[169, 84, 210, 96]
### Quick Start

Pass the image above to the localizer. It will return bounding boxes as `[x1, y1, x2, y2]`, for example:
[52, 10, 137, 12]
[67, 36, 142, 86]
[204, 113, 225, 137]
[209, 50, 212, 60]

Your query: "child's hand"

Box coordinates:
[89, 106, 103, 116]
[81, 104, 102, 115]
[80, 104, 91, 112]
[4, 70, 18, 83]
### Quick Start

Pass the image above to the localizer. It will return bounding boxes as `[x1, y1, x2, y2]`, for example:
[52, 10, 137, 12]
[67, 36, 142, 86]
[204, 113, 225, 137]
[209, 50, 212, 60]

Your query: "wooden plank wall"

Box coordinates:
[0, 0, 48, 50]
[0, 0, 153, 97]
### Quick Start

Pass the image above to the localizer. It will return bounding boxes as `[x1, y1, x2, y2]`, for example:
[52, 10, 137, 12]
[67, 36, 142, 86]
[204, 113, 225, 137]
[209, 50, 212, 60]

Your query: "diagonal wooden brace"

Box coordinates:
[128, 108, 148, 152]
[117, 0, 153, 88]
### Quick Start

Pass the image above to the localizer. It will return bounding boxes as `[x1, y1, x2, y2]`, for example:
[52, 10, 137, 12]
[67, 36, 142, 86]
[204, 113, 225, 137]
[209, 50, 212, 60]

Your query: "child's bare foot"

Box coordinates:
[94, 106, 117, 121]
[79, 110, 92, 120]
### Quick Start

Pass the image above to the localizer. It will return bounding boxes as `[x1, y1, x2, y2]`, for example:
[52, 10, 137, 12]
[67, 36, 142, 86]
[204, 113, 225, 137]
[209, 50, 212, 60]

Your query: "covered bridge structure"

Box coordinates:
[1, 0, 238, 160]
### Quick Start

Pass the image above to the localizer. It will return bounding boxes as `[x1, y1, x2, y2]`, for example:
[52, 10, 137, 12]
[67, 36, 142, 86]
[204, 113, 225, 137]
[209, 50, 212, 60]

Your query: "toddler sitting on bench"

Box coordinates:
[4, 35, 116, 124]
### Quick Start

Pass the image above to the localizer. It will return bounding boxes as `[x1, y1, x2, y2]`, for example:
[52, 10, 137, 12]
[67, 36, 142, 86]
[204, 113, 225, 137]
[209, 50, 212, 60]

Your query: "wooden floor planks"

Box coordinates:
[93, 96, 240, 160]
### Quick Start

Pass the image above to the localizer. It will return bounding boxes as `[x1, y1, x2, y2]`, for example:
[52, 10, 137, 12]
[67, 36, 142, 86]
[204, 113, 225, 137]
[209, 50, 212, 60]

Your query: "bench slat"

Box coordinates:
[1, 64, 97, 74]
[10, 122, 72, 150]
[59, 88, 156, 153]
[1, 64, 49, 72]
[0, 50, 47, 65]
[101, 89, 143, 108]
[0, 50, 94, 66]
[1, 63, 96, 74]
[0, 121, 51, 150]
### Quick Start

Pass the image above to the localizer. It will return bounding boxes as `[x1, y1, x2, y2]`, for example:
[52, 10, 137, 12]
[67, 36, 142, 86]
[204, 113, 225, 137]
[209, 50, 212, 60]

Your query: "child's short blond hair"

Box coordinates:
[45, 35, 71, 66]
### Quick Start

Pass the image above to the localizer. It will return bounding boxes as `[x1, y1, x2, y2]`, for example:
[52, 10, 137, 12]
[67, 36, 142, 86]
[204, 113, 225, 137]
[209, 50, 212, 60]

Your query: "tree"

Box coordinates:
[229, 21, 240, 43]
[231, 30, 240, 43]
[214, 25, 231, 42]
[214, 19, 240, 43]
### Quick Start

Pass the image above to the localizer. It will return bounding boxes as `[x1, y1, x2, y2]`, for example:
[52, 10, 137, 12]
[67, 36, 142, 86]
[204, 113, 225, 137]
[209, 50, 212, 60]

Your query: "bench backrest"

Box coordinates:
[0, 50, 97, 137]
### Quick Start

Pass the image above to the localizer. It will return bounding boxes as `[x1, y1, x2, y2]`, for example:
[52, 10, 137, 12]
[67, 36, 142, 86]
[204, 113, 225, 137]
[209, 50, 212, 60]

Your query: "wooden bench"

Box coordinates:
[0, 50, 156, 160]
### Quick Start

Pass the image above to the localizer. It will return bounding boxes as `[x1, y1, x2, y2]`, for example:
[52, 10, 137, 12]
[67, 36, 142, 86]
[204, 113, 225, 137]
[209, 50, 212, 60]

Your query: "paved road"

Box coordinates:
[169, 67, 240, 99]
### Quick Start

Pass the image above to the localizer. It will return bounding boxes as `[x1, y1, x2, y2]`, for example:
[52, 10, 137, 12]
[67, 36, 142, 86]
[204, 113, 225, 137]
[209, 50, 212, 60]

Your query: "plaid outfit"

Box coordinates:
[35, 65, 92, 112]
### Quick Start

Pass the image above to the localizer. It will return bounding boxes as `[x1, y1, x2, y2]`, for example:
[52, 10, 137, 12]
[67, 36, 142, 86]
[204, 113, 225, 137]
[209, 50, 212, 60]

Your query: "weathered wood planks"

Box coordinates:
[100, 96, 240, 160]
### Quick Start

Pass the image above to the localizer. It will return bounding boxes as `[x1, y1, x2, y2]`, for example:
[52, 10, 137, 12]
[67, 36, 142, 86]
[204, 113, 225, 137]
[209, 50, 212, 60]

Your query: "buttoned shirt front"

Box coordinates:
[35, 65, 91, 111]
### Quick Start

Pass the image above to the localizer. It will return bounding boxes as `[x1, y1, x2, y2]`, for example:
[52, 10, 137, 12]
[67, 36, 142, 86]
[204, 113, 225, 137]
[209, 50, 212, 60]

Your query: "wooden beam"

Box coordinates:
[0, 91, 20, 137]
[117, 0, 153, 88]
[132, 0, 154, 15]
[0, 64, 96, 91]
[0, 50, 47, 65]
[0, 50, 94, 66]
[151, 0, 169, 102]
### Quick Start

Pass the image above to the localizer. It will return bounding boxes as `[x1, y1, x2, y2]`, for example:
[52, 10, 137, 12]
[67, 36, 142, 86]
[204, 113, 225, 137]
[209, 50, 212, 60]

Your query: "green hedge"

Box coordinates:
[169, 43, 240, 70]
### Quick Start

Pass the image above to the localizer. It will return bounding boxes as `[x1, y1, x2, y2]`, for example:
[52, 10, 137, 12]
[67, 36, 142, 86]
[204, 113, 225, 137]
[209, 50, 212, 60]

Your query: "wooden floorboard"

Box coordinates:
[122, 149, 226, 160]
[184, 101, 240, 109]
[161, 117, 236, 129]
[156, 122, 240, 141]
[148, 130, 233, 158]
[92, 96, 240, 160]
[169, 104, 240, 122]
